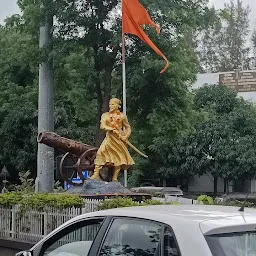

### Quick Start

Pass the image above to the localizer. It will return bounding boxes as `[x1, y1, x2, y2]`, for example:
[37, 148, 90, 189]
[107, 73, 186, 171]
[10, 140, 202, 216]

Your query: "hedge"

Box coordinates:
[0, 192, 84, 209]
[97, 197, 180, 210]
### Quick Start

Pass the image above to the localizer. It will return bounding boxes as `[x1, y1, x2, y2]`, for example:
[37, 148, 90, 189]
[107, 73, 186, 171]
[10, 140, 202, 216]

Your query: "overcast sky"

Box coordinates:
[209, 0, 256, 25]
[0, 0, 255, 24]
[0, 0, 20, 23]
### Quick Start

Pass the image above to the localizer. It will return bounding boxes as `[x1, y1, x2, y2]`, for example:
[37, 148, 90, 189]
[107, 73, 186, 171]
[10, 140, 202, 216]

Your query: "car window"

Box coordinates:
[163, 226, 180, 256]
[40, 218, 104, 256]
[98, 218, 163, 256]
[206, 231, 256, 256]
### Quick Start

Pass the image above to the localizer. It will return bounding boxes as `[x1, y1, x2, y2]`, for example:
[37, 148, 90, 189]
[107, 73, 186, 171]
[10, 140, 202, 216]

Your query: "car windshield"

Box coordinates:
[206, 231, 256, 256]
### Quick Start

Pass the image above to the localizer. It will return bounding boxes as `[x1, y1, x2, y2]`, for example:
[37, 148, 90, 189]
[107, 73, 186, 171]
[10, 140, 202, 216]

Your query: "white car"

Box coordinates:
[17, 204, 256, 256]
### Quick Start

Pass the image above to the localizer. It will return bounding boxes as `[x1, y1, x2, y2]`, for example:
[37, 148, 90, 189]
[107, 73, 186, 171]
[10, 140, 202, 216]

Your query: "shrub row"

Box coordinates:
[98, 197, 179, 210]
[0, 192, 84, 209]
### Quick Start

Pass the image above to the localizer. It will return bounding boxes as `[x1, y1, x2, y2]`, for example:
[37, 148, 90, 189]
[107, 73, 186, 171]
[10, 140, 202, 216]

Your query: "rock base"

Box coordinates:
[66, 179, 131, 195]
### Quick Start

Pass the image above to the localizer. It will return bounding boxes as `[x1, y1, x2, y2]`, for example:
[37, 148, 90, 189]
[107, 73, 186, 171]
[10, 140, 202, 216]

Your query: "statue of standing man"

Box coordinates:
[90, 98, 135, 182]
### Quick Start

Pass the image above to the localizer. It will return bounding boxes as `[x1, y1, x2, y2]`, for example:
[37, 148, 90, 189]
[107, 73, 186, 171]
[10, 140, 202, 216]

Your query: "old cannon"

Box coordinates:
[37, 131, 100, 186]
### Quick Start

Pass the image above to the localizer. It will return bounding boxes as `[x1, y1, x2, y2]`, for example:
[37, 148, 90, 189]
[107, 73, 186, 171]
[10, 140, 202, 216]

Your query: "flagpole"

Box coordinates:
[122, 35, 126, 116]
[122, 31, 128, 188]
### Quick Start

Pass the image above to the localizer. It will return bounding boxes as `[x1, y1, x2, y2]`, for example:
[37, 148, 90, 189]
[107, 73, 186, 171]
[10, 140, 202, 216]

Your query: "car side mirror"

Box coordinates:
[15, 251, 32, 256]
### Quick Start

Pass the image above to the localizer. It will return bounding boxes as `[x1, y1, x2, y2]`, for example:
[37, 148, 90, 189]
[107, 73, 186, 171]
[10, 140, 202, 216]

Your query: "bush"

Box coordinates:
[0, 192, 84, 209]
[197, 195, 214, 205]
[197, 195, 255, 208]
[0, 192, 23, 206]
[0, 170, 84, 211]
[97, 197, 179, 210]
[220, 199, 255, 208]
[16, 170, 35, 193]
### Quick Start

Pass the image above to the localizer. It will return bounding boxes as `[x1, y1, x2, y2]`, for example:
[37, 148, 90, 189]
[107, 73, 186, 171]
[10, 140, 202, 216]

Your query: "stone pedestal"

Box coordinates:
[66, 179, 131, 195]
[65, 179, 151, 200]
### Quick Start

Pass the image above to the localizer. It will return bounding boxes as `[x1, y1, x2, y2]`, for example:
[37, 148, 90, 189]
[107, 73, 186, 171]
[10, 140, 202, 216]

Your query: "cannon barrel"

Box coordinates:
[37, 131, 94, 156]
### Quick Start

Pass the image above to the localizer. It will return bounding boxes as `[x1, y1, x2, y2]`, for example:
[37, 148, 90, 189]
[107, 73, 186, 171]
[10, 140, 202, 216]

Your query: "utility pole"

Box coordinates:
[36, 0, 54, 192]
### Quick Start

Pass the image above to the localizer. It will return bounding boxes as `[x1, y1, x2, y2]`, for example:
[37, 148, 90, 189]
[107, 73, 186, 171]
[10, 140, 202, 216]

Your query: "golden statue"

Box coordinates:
[90, 98, 140, 182]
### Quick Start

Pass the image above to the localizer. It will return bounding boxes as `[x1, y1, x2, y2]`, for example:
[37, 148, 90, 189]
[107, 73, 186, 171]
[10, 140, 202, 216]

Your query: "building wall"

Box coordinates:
[188, 174, 225, 194]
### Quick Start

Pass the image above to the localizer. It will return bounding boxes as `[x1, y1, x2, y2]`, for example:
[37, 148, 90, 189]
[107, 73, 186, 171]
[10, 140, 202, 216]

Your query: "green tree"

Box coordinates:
[198, 0, 252, 72]
[19, 0, 213, 141]
[0, 0, 214, 186]
[0, 20, 38, 182]
[252, 28, 256, 67]
[0, 21, 96, 180]
[166, 85, 256, 194]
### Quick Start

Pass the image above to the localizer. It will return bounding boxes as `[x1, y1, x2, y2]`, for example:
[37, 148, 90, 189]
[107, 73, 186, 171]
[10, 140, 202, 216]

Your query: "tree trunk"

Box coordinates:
[95, 71, 102, 147]
[226, 179, 230, 194]
[224, 178, 227, 193]
[93, 43, 119, 147]
[95, 68, 112, 147]
[213, 176, 218, 195]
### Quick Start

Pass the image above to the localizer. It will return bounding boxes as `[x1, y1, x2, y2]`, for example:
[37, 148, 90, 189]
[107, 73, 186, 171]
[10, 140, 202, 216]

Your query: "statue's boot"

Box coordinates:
[90, 165, 102, 180]
[112, 166, 121, 182]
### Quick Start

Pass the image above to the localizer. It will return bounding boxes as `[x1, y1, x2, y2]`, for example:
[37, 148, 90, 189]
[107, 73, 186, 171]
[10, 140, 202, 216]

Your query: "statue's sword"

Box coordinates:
[125, 140, 148, 158]
[114, 127, 148, 158]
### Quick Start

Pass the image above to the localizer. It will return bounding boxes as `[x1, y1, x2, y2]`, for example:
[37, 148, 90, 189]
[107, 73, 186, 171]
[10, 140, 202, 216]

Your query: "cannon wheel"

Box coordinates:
[77, 148, 98, 177]
[60, 152, 83, 186]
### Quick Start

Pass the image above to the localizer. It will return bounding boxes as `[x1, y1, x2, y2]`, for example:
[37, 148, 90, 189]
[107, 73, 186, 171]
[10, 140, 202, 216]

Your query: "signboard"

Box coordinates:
[219, 71, 256, 92]
[64, 171, 89, 190]
[64, 178, 81, 190]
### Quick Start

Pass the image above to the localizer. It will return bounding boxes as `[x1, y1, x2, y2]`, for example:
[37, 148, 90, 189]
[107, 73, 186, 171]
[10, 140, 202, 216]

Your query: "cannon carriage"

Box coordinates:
[37, 131, 100, 186]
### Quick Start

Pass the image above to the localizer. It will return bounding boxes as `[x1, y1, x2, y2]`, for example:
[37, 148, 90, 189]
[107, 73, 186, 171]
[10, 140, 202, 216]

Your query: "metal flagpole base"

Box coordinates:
[124, 170, 128, 187]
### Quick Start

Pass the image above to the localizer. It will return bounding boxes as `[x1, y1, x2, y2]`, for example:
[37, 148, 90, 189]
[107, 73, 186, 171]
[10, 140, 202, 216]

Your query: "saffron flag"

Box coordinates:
[122, 0, 169, 73]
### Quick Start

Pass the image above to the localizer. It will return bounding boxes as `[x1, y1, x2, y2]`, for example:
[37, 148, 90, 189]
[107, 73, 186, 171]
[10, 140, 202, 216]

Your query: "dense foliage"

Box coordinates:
[198, 0, 254, 72]
[0, 0, 213, 185]
[161, 85, 256, 193]
[0, 0, 256, 191]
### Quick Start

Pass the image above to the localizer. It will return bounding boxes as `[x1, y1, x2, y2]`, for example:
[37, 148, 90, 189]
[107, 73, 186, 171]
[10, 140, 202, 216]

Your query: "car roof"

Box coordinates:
[35, 205, 256, 255]
[57, 205, 256, 236]
[88, 204, 256, 220]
